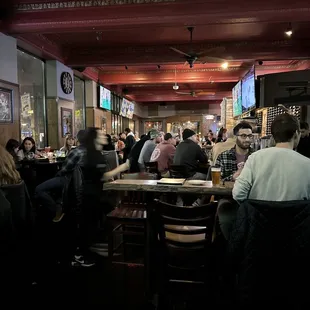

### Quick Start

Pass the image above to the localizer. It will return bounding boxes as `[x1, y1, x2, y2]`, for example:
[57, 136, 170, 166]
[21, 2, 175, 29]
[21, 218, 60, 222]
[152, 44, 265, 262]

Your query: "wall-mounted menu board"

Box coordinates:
[120, 98, 135, 119]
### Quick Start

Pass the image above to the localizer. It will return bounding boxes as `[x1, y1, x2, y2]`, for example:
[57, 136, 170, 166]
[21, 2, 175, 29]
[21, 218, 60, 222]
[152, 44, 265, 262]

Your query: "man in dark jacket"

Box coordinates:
[173, 128, 208, 179]
[228, 199, 310, 307]
[123, 128, 135, 161]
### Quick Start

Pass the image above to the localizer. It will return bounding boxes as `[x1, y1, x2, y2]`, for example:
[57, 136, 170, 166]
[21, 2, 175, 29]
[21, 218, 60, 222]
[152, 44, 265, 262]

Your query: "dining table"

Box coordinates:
[103, 179, 233, 196]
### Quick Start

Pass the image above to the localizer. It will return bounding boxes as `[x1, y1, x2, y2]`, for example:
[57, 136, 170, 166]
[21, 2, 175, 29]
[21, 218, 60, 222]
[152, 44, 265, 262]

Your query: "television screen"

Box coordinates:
[99, 86, 111, 110]
[241, 66, 256, 112]
[232, 81, 242, 116]
[121, 98, 135, 119]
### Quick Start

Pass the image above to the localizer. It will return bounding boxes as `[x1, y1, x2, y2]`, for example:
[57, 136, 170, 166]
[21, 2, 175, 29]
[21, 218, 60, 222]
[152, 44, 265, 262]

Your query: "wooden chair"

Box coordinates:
[151, 199, 218, 307]
[169, 164, 188, 178]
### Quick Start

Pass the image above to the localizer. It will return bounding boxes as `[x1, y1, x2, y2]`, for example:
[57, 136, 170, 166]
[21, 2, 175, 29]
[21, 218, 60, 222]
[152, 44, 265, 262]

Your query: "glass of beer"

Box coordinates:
[211, 166, 221, 187]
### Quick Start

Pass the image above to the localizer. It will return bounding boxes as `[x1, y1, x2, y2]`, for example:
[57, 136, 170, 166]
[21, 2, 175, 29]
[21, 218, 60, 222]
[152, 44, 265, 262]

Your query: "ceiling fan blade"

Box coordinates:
[176, 91, 191, 95]
[170, 47, 191, 57]
[197, 46, 226, 57]
[199, 56, 227, 63]
[196, 91, 216, 96]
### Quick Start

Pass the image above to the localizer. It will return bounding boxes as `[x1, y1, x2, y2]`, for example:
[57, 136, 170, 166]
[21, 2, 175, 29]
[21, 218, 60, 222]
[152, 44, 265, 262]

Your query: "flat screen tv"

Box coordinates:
[232, 81, 242, 117]
[241, 65, 256, 112]
[120, 98, 134, 119]
[99, 86, 111, 110]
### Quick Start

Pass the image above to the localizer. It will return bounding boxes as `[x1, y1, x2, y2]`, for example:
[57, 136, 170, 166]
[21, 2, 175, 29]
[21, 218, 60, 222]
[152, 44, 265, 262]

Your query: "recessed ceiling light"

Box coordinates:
[221, 62, 228, 69]
[285, 23, 293, 37]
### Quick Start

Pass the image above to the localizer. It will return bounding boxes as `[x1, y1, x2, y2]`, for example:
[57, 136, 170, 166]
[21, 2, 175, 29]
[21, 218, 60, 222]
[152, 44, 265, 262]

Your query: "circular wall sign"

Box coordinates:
[60, 72, 73, 94]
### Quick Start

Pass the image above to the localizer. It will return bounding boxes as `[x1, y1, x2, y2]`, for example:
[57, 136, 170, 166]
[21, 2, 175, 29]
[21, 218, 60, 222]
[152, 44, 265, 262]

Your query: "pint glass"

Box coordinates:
[211, 166, 221, 186]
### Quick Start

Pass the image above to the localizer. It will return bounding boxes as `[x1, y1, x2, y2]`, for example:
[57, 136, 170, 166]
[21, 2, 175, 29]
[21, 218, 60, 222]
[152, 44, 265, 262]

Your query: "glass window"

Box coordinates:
[74, 76, 86, 135]
[18, 50, 46, 148]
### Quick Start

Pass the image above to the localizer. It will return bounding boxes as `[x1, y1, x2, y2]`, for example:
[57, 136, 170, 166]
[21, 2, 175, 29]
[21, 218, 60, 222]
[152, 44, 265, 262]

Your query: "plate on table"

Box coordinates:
[187, 180, 209, 186]
[157, 178, 186, 185]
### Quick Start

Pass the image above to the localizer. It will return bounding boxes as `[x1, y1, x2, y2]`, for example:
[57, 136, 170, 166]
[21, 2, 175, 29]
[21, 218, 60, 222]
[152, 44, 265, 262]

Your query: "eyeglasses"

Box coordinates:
[237, 134, 254, 139]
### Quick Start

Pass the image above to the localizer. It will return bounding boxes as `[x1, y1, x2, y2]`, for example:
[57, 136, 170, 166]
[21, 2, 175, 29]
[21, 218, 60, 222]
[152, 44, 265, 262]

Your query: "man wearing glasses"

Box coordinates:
[215, 122, 253, 181]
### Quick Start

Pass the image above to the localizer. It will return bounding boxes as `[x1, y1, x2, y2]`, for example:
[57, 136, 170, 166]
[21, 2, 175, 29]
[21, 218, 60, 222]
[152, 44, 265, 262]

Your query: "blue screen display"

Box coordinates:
[241, 66, 256, 112]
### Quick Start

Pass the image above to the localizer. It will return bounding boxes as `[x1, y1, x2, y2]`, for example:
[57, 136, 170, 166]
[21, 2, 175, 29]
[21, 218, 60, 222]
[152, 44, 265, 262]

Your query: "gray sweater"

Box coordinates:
[233, 147, 310, 202]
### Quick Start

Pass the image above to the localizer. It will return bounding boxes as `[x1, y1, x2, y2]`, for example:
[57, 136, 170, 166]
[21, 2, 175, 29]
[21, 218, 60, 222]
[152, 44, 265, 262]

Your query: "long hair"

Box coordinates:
[62, 134, 75, 153]
[0, 145, 21, 185]
[20, 137, 36, 153]
[83, 127, 103, 167]
[5, 138, 20, 161]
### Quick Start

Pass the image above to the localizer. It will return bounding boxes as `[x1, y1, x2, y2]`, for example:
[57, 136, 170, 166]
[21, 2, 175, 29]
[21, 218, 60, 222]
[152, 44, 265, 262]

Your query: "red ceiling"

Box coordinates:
[2, 0, 310, 105]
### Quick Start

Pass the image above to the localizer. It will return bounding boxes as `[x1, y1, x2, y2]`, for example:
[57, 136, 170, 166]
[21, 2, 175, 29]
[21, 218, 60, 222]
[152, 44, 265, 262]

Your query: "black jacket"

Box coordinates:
[173, 139, 207, 177]
[228, 199, 310, 306]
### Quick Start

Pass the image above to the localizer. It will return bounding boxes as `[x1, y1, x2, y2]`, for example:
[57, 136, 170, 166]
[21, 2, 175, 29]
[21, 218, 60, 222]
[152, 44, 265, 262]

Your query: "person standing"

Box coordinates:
[296, 121, 310, 158]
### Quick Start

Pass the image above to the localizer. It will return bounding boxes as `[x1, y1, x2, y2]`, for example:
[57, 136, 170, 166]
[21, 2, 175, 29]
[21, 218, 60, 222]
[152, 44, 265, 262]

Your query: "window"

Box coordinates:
[18, 50, 46, 148]
[74, 76, 86, 134]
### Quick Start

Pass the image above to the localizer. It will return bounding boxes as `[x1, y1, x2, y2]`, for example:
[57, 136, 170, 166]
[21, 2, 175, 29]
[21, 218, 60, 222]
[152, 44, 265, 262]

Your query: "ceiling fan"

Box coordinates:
[176, 90, 215, 97]
[170, 27, 226, 68]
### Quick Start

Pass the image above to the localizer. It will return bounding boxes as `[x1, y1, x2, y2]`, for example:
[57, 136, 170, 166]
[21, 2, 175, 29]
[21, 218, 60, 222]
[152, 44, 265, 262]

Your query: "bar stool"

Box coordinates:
[107, 172, 156, 266]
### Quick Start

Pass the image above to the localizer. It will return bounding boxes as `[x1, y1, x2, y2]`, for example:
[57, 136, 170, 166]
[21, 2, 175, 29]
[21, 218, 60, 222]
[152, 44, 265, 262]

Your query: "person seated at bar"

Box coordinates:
[296, 121, 310, 158]
[211, 129, 236, 164]
[0, 145, 21, 185]
[5, 139, 20, 162]
[215, 122, 253, 181]
[138, 129, 161, 172]
[233, 113, 310, 202]
[17, 137, 42, 161]
[60, 134, 76, 155]
[173, 128, 208, 179]
[150, 133, 176, 176]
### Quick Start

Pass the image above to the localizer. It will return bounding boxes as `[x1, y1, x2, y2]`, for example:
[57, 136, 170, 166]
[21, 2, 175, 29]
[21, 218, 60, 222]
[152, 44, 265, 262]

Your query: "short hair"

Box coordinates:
[124, 128, 131, 133]
[164, 133, 172, 141]
[271, 113, 300, 143]
[233, 122, 252, 136]
[300, 121, 309, 130]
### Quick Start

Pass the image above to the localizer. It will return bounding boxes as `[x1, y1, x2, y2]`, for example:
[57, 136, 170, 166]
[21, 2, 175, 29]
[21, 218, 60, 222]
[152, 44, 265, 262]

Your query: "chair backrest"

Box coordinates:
[144, 161, 158, 173]
[103, 150, 120, 179]
[154, 199, 217, 269]
[0, 181, 32, 235]
[169, 164, 188, 178]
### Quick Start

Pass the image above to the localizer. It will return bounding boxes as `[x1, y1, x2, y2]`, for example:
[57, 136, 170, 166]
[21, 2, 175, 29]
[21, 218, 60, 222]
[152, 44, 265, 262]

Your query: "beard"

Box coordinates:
[236, 138, 250, 150]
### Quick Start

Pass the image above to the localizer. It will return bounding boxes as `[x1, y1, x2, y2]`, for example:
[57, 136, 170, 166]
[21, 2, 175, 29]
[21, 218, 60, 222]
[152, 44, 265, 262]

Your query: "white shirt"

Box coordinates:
[233, 147, 310, 202]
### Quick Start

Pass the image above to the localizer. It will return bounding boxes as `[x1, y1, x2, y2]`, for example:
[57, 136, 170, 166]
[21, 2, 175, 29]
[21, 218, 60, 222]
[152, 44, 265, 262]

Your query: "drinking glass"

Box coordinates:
[27, 152, 34, 160]
[211, 166, 221, 187]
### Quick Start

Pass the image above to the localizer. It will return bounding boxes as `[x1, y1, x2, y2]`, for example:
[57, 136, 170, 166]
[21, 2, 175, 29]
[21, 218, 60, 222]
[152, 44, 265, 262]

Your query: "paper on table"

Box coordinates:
[157, 178, 186, 185]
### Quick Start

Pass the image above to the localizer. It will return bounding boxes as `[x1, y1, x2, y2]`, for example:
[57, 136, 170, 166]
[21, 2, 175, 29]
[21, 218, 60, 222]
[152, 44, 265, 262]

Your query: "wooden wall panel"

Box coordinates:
[0, 80, 20, 146]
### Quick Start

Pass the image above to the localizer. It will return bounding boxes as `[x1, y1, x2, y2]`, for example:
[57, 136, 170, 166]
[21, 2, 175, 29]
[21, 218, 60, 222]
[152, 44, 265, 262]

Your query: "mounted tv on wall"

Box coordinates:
[232, 81, 242, 117]
[241, 65, 256, 112]
[98, 86, 111, 110]
[120, 98, 135, 119]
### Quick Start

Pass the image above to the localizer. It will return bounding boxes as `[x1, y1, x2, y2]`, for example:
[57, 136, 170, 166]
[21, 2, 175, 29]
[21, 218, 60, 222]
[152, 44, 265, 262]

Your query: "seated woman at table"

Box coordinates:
[60, 134, 76, 155]
[0, 145, 21, 185]
[17, 137, 41, 161]
[5, 139, 20, 162]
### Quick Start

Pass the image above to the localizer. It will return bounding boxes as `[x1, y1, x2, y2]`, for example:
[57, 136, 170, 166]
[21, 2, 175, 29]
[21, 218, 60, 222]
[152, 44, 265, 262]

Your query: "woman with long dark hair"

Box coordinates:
[17, 137, 41, 161]
[5, 139, 20, 162]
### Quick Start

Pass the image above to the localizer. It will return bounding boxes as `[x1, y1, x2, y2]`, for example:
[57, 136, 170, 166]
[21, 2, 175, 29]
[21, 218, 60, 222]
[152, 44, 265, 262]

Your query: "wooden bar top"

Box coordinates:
[103, 179, 232, 196]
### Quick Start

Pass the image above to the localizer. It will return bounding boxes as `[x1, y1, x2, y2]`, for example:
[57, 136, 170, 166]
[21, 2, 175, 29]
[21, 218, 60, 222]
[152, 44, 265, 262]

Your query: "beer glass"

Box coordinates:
[211, 166, 221, 187]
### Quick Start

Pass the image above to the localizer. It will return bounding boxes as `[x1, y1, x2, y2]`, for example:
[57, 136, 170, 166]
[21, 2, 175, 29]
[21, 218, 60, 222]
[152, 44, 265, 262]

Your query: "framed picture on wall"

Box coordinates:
[0, 87, 13, 123]
[61, 107, 73, 137]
